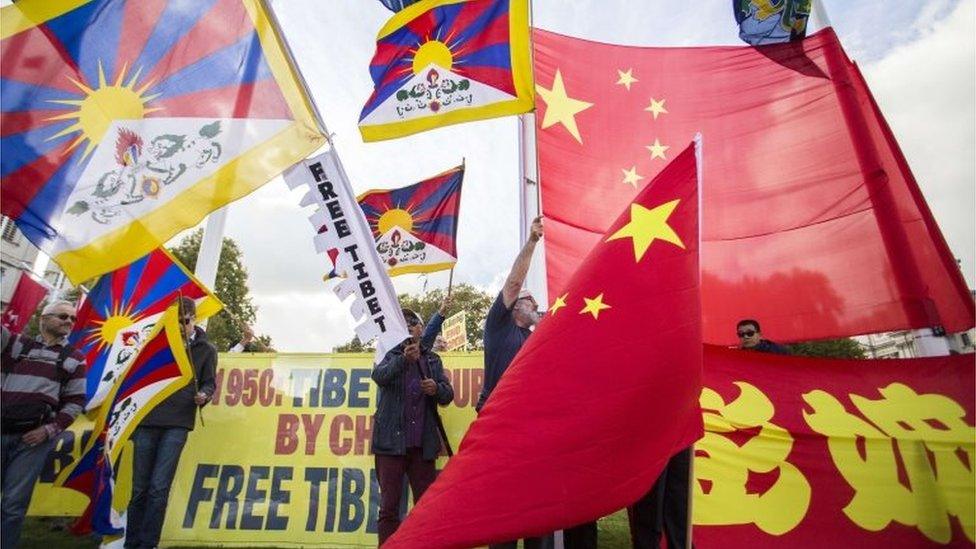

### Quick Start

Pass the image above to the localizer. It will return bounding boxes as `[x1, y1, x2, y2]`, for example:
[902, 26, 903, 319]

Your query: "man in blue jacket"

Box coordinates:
[371, 308, 454, 545]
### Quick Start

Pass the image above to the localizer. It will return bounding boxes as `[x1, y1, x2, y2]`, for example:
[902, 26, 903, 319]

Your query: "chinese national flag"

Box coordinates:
[386, 144, 703, 548]
[534, 28, 974, 345]
[1, 273, 47, 332]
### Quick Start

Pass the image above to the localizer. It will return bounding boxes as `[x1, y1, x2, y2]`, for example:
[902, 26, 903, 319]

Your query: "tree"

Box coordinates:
[334, 336, 372, 353]
[788, 338, 866, 359]
[169, 228, 272, 352]
[334, 282, 494, 352]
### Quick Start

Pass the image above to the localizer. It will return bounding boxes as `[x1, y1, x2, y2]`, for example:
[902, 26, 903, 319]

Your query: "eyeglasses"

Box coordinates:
[44, 313, 76, 322]
[737, 330, 756, 338]
[406, 318, 422, 327]
[181, 317, 194, 325]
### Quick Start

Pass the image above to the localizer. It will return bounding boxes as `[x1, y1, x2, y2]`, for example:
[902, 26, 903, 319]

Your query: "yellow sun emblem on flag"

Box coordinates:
[46, 62, 160, 158]
[412, 40, 455, 74]
[85, 303, 142, 353]
[376, 207, 416, 235]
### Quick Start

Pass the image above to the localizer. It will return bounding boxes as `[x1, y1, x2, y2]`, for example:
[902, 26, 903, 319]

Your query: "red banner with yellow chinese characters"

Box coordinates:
[696, 346, 974, 547]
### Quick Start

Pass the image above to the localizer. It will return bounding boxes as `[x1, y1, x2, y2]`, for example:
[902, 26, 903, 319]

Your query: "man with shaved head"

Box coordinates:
[1, 299, 87, 547]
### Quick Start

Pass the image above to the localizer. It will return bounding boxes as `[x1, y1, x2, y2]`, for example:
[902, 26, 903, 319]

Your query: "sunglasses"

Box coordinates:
[45, 313, 77, 322]
[181, 317, 194, 325]
[406, 318, 423, 327]
[737, 330, 756, 338]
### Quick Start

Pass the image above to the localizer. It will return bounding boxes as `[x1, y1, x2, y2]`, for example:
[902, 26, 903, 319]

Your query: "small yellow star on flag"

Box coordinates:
[549, 293, 568, 315]
[621, 166, 644, 188]
[644, 97, 668, 119]
[580, 293, 611, 320]
[616, 69, 638, 91]
[606, 199, 685, 262]
[536, 69, 594, 144]
[646, 139, 669, 160]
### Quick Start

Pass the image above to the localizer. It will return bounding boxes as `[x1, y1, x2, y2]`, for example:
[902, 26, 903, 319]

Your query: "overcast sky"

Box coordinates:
[175, 0, 975, 352]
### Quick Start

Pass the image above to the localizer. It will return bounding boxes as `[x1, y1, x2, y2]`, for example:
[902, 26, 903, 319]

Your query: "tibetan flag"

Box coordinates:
[329, 165, 463, 278]
[533, 28, 975, 346]
[69, 247, 221, 410]
[56, 304, 194, 536]
[358, 0, 533, 142]
[733, 0, 812, 45]
[387, 144, 703, 547]
[0, 0, 326, 284]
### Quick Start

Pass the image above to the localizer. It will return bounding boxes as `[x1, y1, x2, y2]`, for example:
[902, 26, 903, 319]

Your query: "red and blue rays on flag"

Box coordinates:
[70, 247, 220, 409]
[358, 0, 532, 141]
[58, 305, 194, 536]
[0, 0, 323, 284]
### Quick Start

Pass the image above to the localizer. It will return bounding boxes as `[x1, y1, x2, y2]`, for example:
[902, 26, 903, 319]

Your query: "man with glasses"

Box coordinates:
[371, 308, 455, 545]
[736, 319, 790, 355]
[1, 299, 87, 548]
[125, 297, 217, 549]
[475, 217, 554, 549]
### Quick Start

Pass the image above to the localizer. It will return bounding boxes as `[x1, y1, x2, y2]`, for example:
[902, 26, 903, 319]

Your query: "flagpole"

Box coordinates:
[262, 0, 330, 136]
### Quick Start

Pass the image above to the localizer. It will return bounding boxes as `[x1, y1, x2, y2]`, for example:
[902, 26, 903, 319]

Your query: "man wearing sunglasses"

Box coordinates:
[125, 297, 217, 549]
[736, 319, 790, 355]
[1, 299, 87, 548]
[371, 308, 455, 545]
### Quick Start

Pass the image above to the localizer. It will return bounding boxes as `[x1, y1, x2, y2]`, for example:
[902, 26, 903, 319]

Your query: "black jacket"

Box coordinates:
[140, 326, 217, 430]
[371, 343, 453, 460]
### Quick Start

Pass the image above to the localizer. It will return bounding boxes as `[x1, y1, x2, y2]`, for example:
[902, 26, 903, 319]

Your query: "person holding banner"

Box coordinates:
[125, 297, 217, 549]
[371, 308, 455, 545]
[1, 300, 87, 548]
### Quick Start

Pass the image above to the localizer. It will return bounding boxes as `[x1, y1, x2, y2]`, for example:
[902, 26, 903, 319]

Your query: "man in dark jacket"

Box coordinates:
[124, 297, 216, 549]
[736, 319, 791, 355]
[371, 308, 454, 546]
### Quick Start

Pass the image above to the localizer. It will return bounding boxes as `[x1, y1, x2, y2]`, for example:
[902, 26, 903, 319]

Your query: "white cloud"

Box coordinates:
[860, 0, 975, 286]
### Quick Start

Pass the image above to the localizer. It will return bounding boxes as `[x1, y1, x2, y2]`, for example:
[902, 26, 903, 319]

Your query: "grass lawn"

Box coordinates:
[22, 512, 634, 548]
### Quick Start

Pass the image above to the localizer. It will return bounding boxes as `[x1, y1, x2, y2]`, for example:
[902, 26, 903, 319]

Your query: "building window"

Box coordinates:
[1, 216, 20, 245]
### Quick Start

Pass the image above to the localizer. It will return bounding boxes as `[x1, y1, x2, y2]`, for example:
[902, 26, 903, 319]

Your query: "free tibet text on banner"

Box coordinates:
[31, 350, 974, 547]
[284, 149, 409, 361]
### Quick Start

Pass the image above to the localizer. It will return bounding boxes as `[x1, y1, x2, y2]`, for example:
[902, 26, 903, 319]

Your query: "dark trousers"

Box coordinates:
[1, 433, 55, 549]
[628, 447, 694, 549]
[564, 521, 598, 549]
[375, 448, 437, 546]
[125, 426, 188, 549]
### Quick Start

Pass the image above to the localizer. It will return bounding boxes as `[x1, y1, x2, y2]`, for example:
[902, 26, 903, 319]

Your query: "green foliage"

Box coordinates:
[397, 283, 493, 349]
[333, 282, 494, 352]
[169, 228, 271, 352]
[334, 335, 372, 353]
[788, 338, 866, 359]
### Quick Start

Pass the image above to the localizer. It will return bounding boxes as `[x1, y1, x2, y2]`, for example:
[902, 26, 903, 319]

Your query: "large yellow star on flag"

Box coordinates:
[549, 293, 568, 315]
[621, 166, 644, 188]
[616, 68, 638, 91]
[644, 97, 668, 119]
[606, 199, 685, 262]
[646, 139, 669, 160]
[580, 293, 611, 319]
[536, 69, 594, 144]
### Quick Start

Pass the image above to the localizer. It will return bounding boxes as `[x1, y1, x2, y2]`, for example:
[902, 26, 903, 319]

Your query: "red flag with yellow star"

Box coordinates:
[386, 143, 703, 548]
[534, 28, 974, 346]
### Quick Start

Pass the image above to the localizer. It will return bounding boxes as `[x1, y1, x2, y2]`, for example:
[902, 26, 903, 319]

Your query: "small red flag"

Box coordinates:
[1, 273, 47, 332]
[386, 143, 703, 548]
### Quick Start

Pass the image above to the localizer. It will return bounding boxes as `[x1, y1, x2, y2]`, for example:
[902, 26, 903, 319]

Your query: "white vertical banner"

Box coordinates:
[284, 147, 409, 362]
